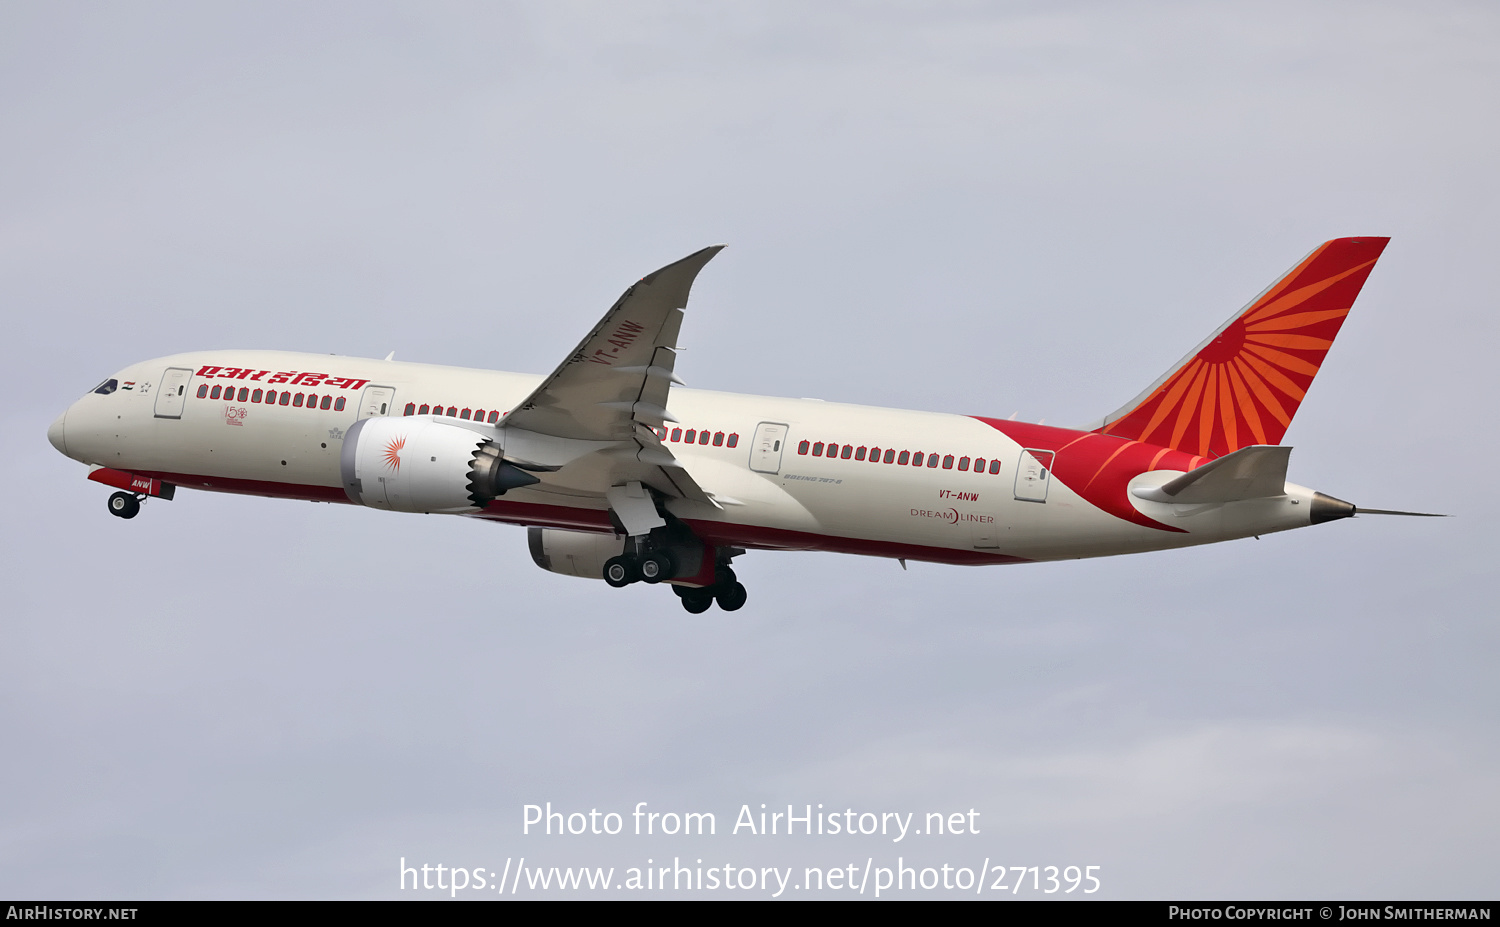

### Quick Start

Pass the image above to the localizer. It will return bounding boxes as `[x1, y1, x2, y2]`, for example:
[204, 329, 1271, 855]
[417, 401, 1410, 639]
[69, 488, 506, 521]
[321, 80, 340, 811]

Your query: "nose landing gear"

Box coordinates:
[107, 491, 142, 519]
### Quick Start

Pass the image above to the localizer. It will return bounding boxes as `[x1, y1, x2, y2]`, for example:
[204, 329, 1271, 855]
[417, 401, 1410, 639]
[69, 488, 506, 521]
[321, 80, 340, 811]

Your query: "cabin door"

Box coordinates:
[153, 367, 193, 419]
[749, 422, 788, 474]
[358, 386, 397, 419]
[1014, 449, 1055, 503]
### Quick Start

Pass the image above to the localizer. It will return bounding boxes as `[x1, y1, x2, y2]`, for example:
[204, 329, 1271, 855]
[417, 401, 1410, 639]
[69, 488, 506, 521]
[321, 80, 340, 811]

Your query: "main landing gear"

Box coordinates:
[602, 551, 748, 614]
[107, 491, 142, 519]
[600, 486, 748, 613]
[673, 566, 748, 614]
[603, 550, 677, 587]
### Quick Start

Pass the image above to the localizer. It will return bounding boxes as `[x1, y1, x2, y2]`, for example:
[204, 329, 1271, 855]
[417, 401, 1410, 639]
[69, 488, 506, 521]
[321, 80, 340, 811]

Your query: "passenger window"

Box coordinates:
[197, 384, 209, 398]
[942, 455, 954, 469]
[211, 385, 222, 399]
[293, 393, 304, 407]
[476, 409, 487, 421]
[713, 432, 724, 446]
[958, 456, 969, 471]
[671, 428, 682, 442]
[306, 393, 318, 407]
[884, 449, 895, 463]
[727, 433, 739, 448]
[461, 409, 472, 420]
[798, 440, 810, 455]
[280, 392, 291, 406]
[812, 442, 823, 456]
[912, 452, 923, 466]
[418, 404, 430, 415]
[841, 445, 852, 459]
[321, 395, 332, 410]
[699, 431, 710, 445]
[446, 407, 457, 417]
[334, 397, 346, 411]
[252, 389, 263, 403]
[897, 451, 909, 465]
[685, 429, 697, 443]
[989, 459, 1001, 474]
[488, 411, 499, 424]
[855, 446, 866, 461]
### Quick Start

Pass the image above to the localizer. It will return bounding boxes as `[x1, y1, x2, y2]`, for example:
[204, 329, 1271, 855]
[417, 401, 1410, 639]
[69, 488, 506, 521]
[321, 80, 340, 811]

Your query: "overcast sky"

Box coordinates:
[3, 1, 1496, 899]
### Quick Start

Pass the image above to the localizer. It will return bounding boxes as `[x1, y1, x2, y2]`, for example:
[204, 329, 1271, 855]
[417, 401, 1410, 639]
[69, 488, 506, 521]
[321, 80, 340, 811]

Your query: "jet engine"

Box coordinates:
[528, 525, 717, 585]
[527, 527, 627, 580]
[341, 416, 538, 513]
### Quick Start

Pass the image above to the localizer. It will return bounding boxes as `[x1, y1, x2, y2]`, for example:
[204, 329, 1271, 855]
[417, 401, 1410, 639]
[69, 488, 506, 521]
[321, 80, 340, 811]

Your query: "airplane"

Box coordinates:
[47, 236, 1440, 613]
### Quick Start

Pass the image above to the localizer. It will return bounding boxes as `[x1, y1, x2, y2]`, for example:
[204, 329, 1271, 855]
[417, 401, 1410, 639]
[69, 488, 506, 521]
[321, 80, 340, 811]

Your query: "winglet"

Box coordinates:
[1091, 237, 1390, 457]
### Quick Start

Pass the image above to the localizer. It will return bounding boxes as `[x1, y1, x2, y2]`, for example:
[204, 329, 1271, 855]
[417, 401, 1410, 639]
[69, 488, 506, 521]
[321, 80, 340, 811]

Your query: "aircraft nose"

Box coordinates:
[48, 410, 67, 456]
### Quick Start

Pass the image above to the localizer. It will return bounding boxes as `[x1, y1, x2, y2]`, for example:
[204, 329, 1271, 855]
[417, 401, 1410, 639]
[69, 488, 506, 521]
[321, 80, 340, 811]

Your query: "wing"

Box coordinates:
[499, 246, 724, 508]
[505, 245, 722, 440]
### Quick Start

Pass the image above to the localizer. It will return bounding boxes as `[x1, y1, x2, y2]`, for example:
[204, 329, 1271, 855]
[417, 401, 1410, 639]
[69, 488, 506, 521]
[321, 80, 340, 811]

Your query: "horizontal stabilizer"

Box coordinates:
[1133, 445, 1291, 504]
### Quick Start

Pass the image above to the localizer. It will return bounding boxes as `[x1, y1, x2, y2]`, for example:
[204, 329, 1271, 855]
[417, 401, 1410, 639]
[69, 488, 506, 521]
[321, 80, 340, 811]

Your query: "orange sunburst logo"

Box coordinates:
[382, 436, 406, 471]
[1098, 237, 1388, 458]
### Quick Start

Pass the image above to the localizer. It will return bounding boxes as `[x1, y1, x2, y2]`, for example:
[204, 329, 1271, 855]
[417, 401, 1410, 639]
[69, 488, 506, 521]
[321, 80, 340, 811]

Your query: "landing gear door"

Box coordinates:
[358, 386, 397, 419]
[748, 422, 788, 474]
[153, 367, 193, 419]
[1014, 449, 1054, 503]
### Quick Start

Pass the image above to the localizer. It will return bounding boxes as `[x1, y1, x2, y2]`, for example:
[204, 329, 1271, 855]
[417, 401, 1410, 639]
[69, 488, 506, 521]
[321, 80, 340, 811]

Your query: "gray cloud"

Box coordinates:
[3, 1, 1495, 899]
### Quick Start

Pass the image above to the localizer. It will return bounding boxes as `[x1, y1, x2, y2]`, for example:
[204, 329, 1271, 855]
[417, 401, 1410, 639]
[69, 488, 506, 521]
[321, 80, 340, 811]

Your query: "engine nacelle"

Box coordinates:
[528, 527, 625, 580]
[528, 526, 717, 585]
[341, 416, 538, 513]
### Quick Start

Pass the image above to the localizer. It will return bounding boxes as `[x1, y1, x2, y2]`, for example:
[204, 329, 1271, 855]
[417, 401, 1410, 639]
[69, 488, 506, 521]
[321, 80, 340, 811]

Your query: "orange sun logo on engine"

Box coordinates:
[382, 436, 405, 471]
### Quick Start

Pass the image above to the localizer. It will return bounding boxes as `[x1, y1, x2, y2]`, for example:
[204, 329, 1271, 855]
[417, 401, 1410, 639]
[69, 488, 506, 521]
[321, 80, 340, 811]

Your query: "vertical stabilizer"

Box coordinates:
[1091, 237, 1389, 457]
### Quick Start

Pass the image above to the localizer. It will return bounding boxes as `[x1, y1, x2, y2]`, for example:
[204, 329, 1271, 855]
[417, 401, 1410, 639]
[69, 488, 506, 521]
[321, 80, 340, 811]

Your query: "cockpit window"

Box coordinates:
[92, 378, 118, 395]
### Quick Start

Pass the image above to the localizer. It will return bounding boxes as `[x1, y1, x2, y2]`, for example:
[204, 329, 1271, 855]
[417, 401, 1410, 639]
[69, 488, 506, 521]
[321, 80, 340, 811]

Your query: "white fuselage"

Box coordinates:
[51, 350, 1322, 567]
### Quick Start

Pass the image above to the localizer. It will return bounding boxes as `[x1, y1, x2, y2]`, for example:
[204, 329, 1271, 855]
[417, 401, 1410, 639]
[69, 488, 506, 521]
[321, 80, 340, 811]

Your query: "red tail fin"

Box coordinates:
[1092, 237, 1389, 457]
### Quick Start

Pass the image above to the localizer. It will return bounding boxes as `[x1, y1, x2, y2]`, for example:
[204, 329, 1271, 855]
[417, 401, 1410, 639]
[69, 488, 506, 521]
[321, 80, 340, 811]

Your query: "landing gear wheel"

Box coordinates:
[603, 555, 639, 588]
[715, 581, 748, 612]
[680, 590, 714, 614]
[639, 551, 676, 584]
[108, 492, 140, 519]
